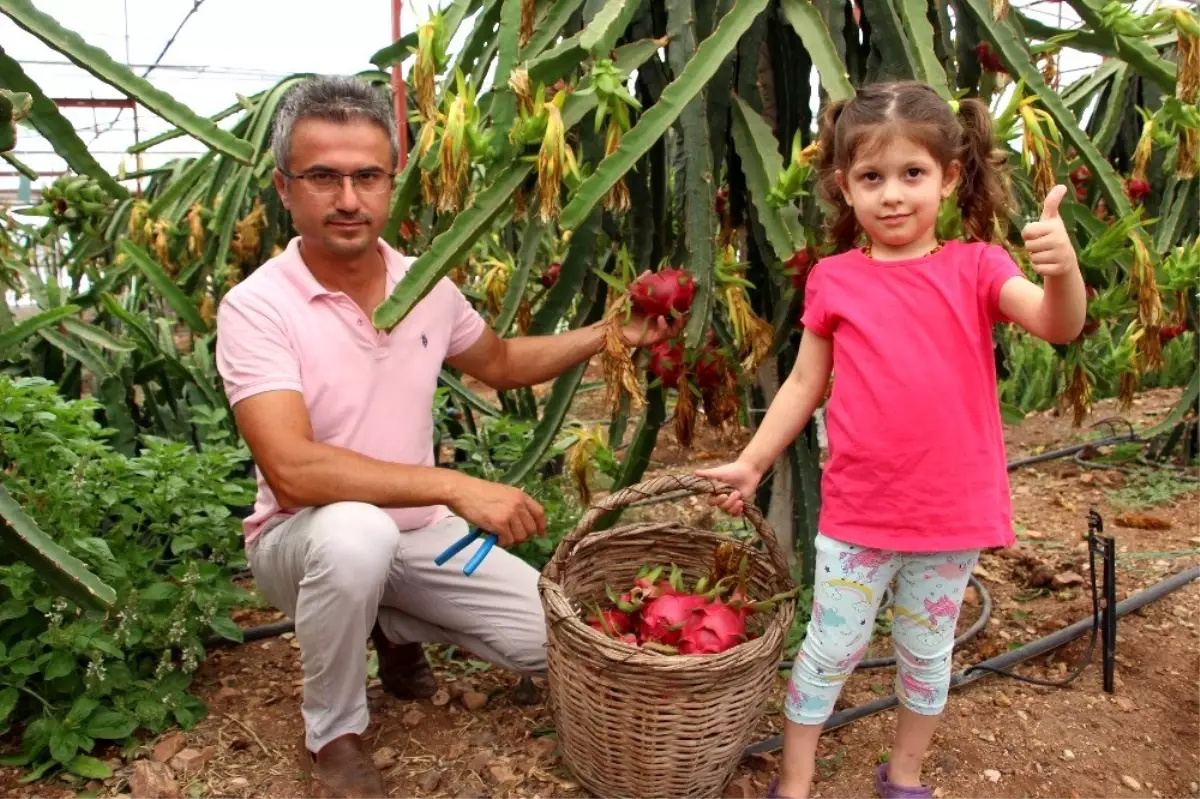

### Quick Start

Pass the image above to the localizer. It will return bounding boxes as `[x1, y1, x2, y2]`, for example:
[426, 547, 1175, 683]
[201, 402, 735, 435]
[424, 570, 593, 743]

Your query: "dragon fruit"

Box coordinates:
[648, 339, 685, 388]
[784, 249, 813, 290]
[628, 268, 696, 319]
[639, 593, 710, 646]
[693, 347, 727, 391]
[1125, 178, 1152, 203]
[540, 262, 561, 289]
[677, 600, 747, 655]
[586, 608, 632, 637]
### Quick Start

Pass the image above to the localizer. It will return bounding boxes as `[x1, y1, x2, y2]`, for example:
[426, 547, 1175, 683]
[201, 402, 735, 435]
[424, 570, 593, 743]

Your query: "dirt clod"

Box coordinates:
[418, 770, 442, 792]
[151, 733, 186, 764]
[403, 708, 426, 728]
[372, 747, 397, 770]
[129, 760, 180, 799]
[168, 747, 212, 776]
[431, 688, 451, 707]
[462, 690, 490, 711]
[1122, 775, 1142, 791]
[983, 769, 1001, 783]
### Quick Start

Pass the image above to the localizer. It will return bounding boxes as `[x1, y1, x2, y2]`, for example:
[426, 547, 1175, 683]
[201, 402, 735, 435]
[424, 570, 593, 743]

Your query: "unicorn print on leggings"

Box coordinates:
[900, 672, 937, 705]
[923, 594, 959, 629]
[838, 548, 893, 581]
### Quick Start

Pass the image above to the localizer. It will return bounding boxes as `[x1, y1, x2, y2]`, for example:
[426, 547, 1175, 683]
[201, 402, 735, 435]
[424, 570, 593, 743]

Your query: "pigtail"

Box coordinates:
[816, 99, 859, 253]
[955, 98, 1015, 244]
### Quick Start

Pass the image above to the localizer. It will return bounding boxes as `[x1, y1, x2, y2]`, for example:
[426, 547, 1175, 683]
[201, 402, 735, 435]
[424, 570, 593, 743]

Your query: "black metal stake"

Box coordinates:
[1102, 533, 1118, 693]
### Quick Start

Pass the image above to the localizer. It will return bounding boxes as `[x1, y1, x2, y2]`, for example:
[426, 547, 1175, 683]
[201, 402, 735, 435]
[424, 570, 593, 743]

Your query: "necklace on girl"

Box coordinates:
[863, 239, 944, 260]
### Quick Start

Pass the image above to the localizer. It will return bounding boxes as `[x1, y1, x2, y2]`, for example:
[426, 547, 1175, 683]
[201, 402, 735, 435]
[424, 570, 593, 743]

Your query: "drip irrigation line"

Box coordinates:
[744, 565, 1200, 755]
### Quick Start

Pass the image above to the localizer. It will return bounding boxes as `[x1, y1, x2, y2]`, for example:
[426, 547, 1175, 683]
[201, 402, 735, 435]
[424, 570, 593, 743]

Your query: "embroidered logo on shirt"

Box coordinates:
[420, 333, 428, 348]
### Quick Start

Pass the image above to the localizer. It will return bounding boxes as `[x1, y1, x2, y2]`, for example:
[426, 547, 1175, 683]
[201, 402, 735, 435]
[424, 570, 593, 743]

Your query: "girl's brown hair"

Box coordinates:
[815, 80, 1014, 252]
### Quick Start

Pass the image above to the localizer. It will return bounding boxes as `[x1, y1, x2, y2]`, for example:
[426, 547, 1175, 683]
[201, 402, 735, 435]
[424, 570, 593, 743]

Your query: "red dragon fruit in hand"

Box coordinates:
[628, 268, 696, 319]
[678, 600, 747, 655]
[639, 593, 710, 646]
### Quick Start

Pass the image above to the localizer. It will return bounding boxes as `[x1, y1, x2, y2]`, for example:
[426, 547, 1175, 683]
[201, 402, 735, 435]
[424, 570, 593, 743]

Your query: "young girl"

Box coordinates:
[696, 80, 1086, 799]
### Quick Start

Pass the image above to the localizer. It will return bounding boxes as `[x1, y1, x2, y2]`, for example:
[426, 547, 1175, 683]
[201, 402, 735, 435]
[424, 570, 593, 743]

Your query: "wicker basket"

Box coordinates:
[538, 473, 796, 799]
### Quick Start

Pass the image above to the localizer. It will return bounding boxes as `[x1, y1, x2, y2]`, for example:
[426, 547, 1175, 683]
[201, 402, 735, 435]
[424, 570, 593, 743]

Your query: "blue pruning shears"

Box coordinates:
[434, 527, 498, 576]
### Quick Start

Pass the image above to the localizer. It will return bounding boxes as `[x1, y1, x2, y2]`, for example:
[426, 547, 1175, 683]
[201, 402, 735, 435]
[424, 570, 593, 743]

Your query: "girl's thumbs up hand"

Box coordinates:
[1021, 184, 1078, 278]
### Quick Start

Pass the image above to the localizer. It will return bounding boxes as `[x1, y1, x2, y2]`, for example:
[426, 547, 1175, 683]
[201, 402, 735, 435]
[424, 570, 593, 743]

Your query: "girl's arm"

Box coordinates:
[740, 331, 834, 474]
[998, 185, 1087, 344]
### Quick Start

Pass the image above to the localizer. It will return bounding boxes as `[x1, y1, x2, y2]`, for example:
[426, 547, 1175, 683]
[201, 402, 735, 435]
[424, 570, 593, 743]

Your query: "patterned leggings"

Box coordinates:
[784, 533, 980, 725]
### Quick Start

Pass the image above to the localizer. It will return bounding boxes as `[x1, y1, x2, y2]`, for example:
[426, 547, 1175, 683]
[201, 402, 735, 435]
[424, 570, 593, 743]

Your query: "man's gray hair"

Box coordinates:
[270, 75, 399, 171]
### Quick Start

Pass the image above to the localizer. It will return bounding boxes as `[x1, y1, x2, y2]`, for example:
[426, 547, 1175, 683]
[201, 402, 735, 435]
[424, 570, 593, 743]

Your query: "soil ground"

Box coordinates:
[2, 366, 1197, 799]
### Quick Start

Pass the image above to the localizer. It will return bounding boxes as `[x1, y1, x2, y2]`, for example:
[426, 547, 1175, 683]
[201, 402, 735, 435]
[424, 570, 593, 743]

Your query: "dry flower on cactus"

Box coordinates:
[1059, 343, 1093, 426]
[480, 255, 512, 318]
[535, 91, 580, 223]
[411, 11, 449, 122]
[185, 202, 207, 258]
[563, 425, 609, 506]
[716, 244, 774, 376]
[231, 200, 266, 268]
[416, 120, 440, 206]
[520, 0, 535, 48]
[1019, 96, 1061, 200]
[1128, 233, 1164, 371]
[579, 59, 641, 215]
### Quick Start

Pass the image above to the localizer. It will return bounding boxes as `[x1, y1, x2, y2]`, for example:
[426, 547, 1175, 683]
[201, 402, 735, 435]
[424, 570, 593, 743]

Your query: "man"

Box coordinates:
[214, 75, 675, 798]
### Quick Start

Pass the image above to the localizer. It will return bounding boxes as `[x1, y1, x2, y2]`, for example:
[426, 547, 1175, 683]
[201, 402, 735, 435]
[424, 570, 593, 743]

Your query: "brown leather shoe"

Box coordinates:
[300, 732, 385, 798]
[370, 621, 438, 700]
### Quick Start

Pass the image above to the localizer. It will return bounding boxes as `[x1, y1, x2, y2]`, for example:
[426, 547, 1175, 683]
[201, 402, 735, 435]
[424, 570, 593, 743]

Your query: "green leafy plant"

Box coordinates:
[0, 376, 256, 780]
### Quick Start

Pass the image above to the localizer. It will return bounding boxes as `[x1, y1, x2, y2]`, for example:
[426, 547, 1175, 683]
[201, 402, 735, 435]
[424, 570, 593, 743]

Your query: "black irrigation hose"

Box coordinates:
[744, 565, 1200, 755]
[777, 575, 992, 672]
[205, 618, 294, 650]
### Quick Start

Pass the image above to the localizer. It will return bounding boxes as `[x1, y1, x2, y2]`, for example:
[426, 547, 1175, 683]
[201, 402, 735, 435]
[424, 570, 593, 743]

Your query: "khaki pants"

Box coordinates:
[246, 502, 547, 752]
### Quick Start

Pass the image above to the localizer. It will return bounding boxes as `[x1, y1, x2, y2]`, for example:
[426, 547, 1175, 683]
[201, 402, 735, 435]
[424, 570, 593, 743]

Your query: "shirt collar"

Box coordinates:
[280, 236, 411, 302]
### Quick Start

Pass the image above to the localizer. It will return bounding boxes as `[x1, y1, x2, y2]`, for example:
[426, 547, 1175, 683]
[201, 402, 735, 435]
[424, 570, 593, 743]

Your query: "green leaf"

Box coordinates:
[438, 371, 502, 418]
[59, 318, 134, 352]
[0, 0, 253, 163]
[559, 0, 770, 231]
[960, 0, 1134, 221]
[67, 755, 112, 780]
[0, 304, 80, 356]
[66, 696, 99, 726]
[375, 163, 533, 330]
[579, 0, 643, 57]
[48, 730, 79, 765]
[895, 0, 951, 98]
[207, 614, 244, 643]
[0, 47, 126, 197]
[140, 582, 178, 603]
[130, 93, 258, 154]
[730, 95, 805, 262]
[0, 687, 18, 728]
[367, 31, 420, 68]
[0, 485, 116, 612]
[0, 598, 26, 622]
[1060, 0, 1175, 94]
[1, 150, 37, 180]
[521, 0, 586, 58]
[778, 0, 855, 101]
[83, 710, 136, 741]
[118, 240, 208, 333]
[38, 329, 112, 379]
[44, 650, 75, 681]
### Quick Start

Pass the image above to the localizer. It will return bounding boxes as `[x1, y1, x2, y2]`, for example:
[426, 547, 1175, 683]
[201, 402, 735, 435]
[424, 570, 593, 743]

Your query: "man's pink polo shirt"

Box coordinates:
[214, 236, 486, 542]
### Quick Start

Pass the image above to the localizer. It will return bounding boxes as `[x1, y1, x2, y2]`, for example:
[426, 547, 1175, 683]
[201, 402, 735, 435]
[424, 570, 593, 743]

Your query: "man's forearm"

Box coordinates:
[494, 322, 606, 389]
[272, 440, 466, 510]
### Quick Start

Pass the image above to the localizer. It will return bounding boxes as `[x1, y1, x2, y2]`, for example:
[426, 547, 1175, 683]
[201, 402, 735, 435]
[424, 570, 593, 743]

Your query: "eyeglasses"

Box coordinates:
[280, 168, 395, 195]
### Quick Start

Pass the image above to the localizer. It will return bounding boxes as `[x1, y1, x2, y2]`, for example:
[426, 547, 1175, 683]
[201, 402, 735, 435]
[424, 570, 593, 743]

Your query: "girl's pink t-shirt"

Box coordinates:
[800, 238, 1025, 553]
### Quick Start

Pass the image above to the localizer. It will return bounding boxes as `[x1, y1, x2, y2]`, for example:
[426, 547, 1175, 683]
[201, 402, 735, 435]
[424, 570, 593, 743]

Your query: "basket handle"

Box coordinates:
[549, 473, 791, 581]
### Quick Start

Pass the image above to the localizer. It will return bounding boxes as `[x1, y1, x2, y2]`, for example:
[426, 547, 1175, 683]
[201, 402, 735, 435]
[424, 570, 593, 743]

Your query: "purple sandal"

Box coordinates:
[764, 776, 806, 799]
[874, 763, 933, 798]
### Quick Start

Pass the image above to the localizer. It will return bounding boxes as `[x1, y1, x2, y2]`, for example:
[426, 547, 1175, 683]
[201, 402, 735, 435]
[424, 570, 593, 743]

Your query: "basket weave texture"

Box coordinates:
[538, 474, 796, 799]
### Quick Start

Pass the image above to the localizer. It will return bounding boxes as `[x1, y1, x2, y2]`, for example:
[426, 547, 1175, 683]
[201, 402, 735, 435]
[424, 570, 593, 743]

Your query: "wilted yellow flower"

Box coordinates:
[413, 14, 447, 122]
[536, 92, 578, 222]
[438, 93, 471, 213]
[520, 0, 535, 48]
[602, 119, 630, 214]
[1019, 98, 1058, 199]
[480, 257, 511, 317]
[186, 203, 206, 257]
[417, 121, 440, 206]
[232, 200, 266, 267]
[1130, 117, 1155, 184]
